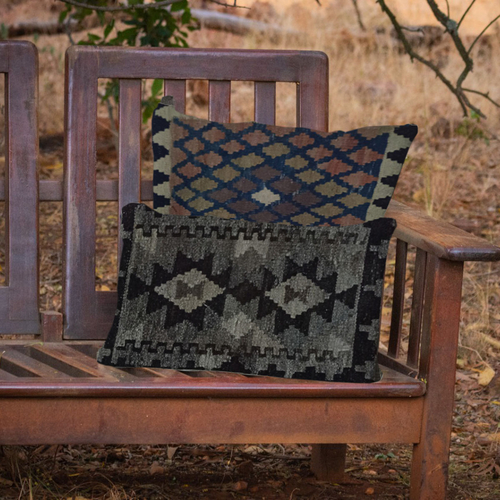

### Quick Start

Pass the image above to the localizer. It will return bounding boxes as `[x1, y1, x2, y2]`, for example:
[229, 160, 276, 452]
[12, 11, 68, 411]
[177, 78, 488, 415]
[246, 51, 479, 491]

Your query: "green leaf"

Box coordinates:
[58, 9, 68, 24]
[470, 110, 481, 122]
[142, 105, 154, 124]
[171, 0, 188, 13]
[103, 19, 115, 39]
[181, 9, 192, 24]
[0, 24, 8, 41]
[115, 27, 137, 44]
[142, 97, 161, 124]
[87, 33, 101, 42]
[151, 78, 163, 97]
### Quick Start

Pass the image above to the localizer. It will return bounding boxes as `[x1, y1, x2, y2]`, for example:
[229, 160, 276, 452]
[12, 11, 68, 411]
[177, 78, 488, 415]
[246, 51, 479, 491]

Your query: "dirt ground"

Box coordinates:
[1, 0, 500, 498]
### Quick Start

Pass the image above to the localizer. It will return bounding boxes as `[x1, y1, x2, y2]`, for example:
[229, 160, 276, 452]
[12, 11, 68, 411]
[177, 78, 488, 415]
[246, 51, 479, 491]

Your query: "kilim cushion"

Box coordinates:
[97, 203, 396, 382]
[153, 99, 417, 225]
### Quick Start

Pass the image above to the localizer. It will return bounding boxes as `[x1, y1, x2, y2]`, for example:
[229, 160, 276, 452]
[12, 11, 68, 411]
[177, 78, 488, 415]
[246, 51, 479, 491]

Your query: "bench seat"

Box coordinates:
[0, 342, 426, 447]
[0, 342, 424, 398]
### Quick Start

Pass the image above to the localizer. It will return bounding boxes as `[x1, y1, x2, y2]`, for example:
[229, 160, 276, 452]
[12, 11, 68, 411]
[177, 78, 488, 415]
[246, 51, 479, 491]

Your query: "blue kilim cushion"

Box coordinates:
[152, 98, 417, 225]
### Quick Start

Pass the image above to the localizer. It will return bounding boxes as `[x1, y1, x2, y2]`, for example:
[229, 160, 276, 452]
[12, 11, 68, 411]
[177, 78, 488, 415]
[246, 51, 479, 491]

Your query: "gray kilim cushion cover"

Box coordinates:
[152, 98, 417, 225]
[97, 203, 396, 382]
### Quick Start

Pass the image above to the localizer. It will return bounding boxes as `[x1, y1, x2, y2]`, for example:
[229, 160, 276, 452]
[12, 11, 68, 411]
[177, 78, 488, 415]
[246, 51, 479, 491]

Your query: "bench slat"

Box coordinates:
[29, 344, 131, 379]
[407, 248, 427, 367]
[0, 348, 70, 378]
[64, 47, 99, 338]
[388, 239, 407, 358]
[164, 79, 186, 113]
[118, 79, 142, 258]
[0, 349, 425, 398]
[0, 368, 21, 380]
[61, 343, 186, 379]
[254, 81, 276, 125]
[208, 80, 231, 122]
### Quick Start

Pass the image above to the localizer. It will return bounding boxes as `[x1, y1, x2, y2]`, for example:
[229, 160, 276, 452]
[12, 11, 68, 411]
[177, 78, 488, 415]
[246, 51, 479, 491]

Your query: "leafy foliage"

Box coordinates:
[456, 110, 490, 144]
[59, 0, 198, 122]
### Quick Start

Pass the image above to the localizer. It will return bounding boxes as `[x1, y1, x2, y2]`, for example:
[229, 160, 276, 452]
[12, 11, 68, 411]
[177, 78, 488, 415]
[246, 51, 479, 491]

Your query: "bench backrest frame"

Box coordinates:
[0, 41, 39, 334]
[63, 46, 329, 339]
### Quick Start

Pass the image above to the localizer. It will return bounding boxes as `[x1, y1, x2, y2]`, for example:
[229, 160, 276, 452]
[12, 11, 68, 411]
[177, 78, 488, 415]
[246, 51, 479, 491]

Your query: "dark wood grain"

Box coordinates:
[0, 348, 69, 379]
[388, 240, 407, 358]
[311, 444, 347, 482]
[41, 311, 63, 342]
[410, 257, 463, 500]
[407, 249, 427, 367]
[63, 46, 99, 339]
[0, 41, 39, 334]
[118, 79, 142, 257]
[2, 45, 499, 499]
[208, 80, 231, 122]
[0, 348, 425, 397]
[72, 46, 329, 84]
[164, 79, 186, 112]
[254, 81, 276, 125]
[388, 200, 500, 261]
[0, 397, 423, 445]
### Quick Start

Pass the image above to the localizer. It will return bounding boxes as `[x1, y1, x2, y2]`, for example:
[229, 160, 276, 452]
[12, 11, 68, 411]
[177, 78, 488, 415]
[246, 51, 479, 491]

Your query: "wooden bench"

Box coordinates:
[1, 40, 499, 500]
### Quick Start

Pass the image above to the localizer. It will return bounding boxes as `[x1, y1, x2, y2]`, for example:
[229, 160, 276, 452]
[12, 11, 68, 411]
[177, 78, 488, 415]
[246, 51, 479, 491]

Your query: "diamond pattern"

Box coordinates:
[266, 273, 329, 318]
[155, 268, 223, 313]
[252, 187, 281, 206]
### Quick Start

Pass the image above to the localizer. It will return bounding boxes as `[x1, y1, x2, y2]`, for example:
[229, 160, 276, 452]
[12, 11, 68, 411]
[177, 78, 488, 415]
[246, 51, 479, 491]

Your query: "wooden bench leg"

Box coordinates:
[311, 444, 347, 482]
[409, 257, 463, 500]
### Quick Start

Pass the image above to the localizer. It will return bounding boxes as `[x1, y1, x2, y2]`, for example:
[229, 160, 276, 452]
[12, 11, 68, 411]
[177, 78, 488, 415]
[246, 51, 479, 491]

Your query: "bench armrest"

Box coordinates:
[386, 200, 500, 262]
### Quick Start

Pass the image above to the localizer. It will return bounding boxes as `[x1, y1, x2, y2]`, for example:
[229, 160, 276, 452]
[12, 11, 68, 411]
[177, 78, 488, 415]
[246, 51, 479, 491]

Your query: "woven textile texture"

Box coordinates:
[152, 96, 196, 212]
[97, 203, 396, 382]
[152, 99, 417, 225]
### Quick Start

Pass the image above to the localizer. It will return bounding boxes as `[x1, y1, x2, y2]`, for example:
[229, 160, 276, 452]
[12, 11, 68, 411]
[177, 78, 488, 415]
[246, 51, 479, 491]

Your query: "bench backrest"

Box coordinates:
[63, 46, 329, 340]
[0, 41, 39, 334]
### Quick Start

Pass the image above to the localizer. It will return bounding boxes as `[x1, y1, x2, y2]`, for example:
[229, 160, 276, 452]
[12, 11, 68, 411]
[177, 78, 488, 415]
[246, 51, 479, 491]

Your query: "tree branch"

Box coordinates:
[467, 14, 500, 55]
[458, 0, 477, 30]
[463, 88, 500, 109]
[377, 0, 469, 116]
[377, 0, 500, 118]
[59, 0, 244, 12]
[351, 0, 366, 31]
[60, 0, 180, 11]
[445, 0, 450, 19]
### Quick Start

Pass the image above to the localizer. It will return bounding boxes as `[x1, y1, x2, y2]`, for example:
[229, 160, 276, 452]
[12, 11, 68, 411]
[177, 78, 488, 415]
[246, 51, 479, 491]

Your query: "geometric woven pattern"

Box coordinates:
[97, 203, 396, 382]
[153, 99, 417, 225]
